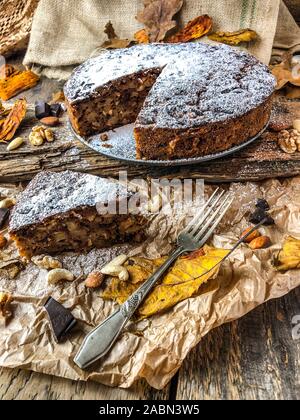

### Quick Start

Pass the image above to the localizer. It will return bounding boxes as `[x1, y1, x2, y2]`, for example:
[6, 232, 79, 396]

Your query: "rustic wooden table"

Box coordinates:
[1, 3, 300, 396]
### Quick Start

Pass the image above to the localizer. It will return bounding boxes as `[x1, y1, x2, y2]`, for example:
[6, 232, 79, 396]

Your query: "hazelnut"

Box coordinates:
[249, 236, 271, 250]
[85, 271, 105, 288]
[241, 227, 261, 243]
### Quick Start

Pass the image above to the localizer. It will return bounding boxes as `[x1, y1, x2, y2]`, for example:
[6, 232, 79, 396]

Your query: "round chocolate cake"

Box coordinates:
[64, 43, 276, 160]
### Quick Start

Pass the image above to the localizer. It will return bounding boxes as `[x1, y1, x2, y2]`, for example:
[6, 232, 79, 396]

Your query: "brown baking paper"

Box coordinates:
[0, 177, 300, 390]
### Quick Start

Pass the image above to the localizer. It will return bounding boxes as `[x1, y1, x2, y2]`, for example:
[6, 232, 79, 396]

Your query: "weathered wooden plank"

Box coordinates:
[1, 101, 300, 183]
[0, 368, 170, 400]
[176, 288, 300, 400]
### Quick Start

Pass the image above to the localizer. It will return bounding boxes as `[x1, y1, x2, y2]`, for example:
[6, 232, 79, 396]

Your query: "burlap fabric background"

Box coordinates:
[23, 0, 300, 79]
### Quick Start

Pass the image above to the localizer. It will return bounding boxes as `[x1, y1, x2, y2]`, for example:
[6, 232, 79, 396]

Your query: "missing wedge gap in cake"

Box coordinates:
[66, 68, 162, 137]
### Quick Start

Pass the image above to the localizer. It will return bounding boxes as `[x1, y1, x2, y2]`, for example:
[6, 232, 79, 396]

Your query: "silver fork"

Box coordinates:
[74, 189, 233, 369]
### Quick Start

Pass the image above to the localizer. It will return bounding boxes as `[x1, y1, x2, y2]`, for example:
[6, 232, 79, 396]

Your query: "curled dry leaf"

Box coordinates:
[136, 0, 184, 42]
[101, 245, 229, 319]
[273, 236, 300, 271]
[0, 64, 39, 101]
[0, 98, 27, 142]
[101, 21, 132, 49]
[270, 53, 300, 90]
[168, 14, 213, 43]
[208, 28, 258, 46]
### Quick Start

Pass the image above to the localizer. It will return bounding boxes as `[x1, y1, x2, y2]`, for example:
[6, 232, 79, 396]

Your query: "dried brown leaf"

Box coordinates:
[101, 21, 132, 49]
[168, 14, 213, 43]
[271, 54, 300, 90]
[208, 28, 258, 46]
[104, 21, 118, 40]
[136, 0, 184, 42]
[0, 98, 27, 142]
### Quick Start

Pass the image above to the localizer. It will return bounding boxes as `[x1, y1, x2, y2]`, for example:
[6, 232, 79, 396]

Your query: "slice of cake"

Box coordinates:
[9, 171, 146, 259]
[64, 43, 276, 160]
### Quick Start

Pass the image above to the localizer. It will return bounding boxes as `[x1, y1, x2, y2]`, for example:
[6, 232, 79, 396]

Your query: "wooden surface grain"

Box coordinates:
[0, 46, 300, 400]
[1, 100, 300, 183]
[177, 288, 300, 400]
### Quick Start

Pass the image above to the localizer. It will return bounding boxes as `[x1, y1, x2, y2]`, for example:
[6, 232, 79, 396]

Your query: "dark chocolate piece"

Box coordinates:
[249, 208, 275, 226]
[0, 208, 9, 229]
[50, 103, 62, 118]
[256, 199, 270, 211]
[35, 101, 51, 119]
[44, 297, 77, 342]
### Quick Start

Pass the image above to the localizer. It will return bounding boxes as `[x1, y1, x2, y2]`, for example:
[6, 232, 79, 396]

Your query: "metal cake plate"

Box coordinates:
[70, 121, 269, 167]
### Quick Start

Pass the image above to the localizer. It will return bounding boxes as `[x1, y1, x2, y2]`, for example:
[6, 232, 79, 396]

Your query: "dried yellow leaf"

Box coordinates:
[273, 236, 300, 271]
[0, 65, 39, 101]
[101, 245, 229, 319]
[134, 29, 150, 44]
[208, 28, 258, 46]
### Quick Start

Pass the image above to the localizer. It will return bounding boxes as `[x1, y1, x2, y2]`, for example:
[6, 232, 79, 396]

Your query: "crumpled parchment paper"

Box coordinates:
[0, 177, 300, 390]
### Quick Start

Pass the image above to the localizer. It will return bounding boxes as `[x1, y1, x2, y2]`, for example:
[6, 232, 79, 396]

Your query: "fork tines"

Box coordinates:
[182, 188, 233, 243]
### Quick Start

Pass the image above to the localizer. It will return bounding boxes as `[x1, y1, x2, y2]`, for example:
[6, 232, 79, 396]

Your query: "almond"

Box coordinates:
[40, 116, 60, 127]
[249, 236, 271, 250]
[85, 271, 105, 289]
[241, 227, 261, 243]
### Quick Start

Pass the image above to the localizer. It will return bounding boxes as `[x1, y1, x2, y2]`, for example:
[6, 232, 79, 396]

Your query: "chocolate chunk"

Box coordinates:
[50, 103, 62, 118]
[35, 101, 51, 119]
[44, 297, 77, 342]
[0, 208, 9, 229]
[256, 199, 270, 211]
[249, 208, 275, 226]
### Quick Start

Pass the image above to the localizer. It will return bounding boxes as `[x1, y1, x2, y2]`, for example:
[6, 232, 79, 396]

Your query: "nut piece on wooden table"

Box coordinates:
[293, 119, 300, 132]
[278, 129, 300, 154]
[40, 116, 60, 127]
[29, 131, 44, 146]
[6, 137, 24, 151]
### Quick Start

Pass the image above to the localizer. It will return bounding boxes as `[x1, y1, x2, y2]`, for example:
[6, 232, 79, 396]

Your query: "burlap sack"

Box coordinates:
[23, 0, 300, 79]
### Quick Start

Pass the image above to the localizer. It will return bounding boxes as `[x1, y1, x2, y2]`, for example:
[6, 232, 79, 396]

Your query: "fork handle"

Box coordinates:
[74, 247, 184, 369]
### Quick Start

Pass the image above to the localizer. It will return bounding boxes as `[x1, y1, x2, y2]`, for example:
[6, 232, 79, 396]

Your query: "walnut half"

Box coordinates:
[278, 129, 300, 154]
